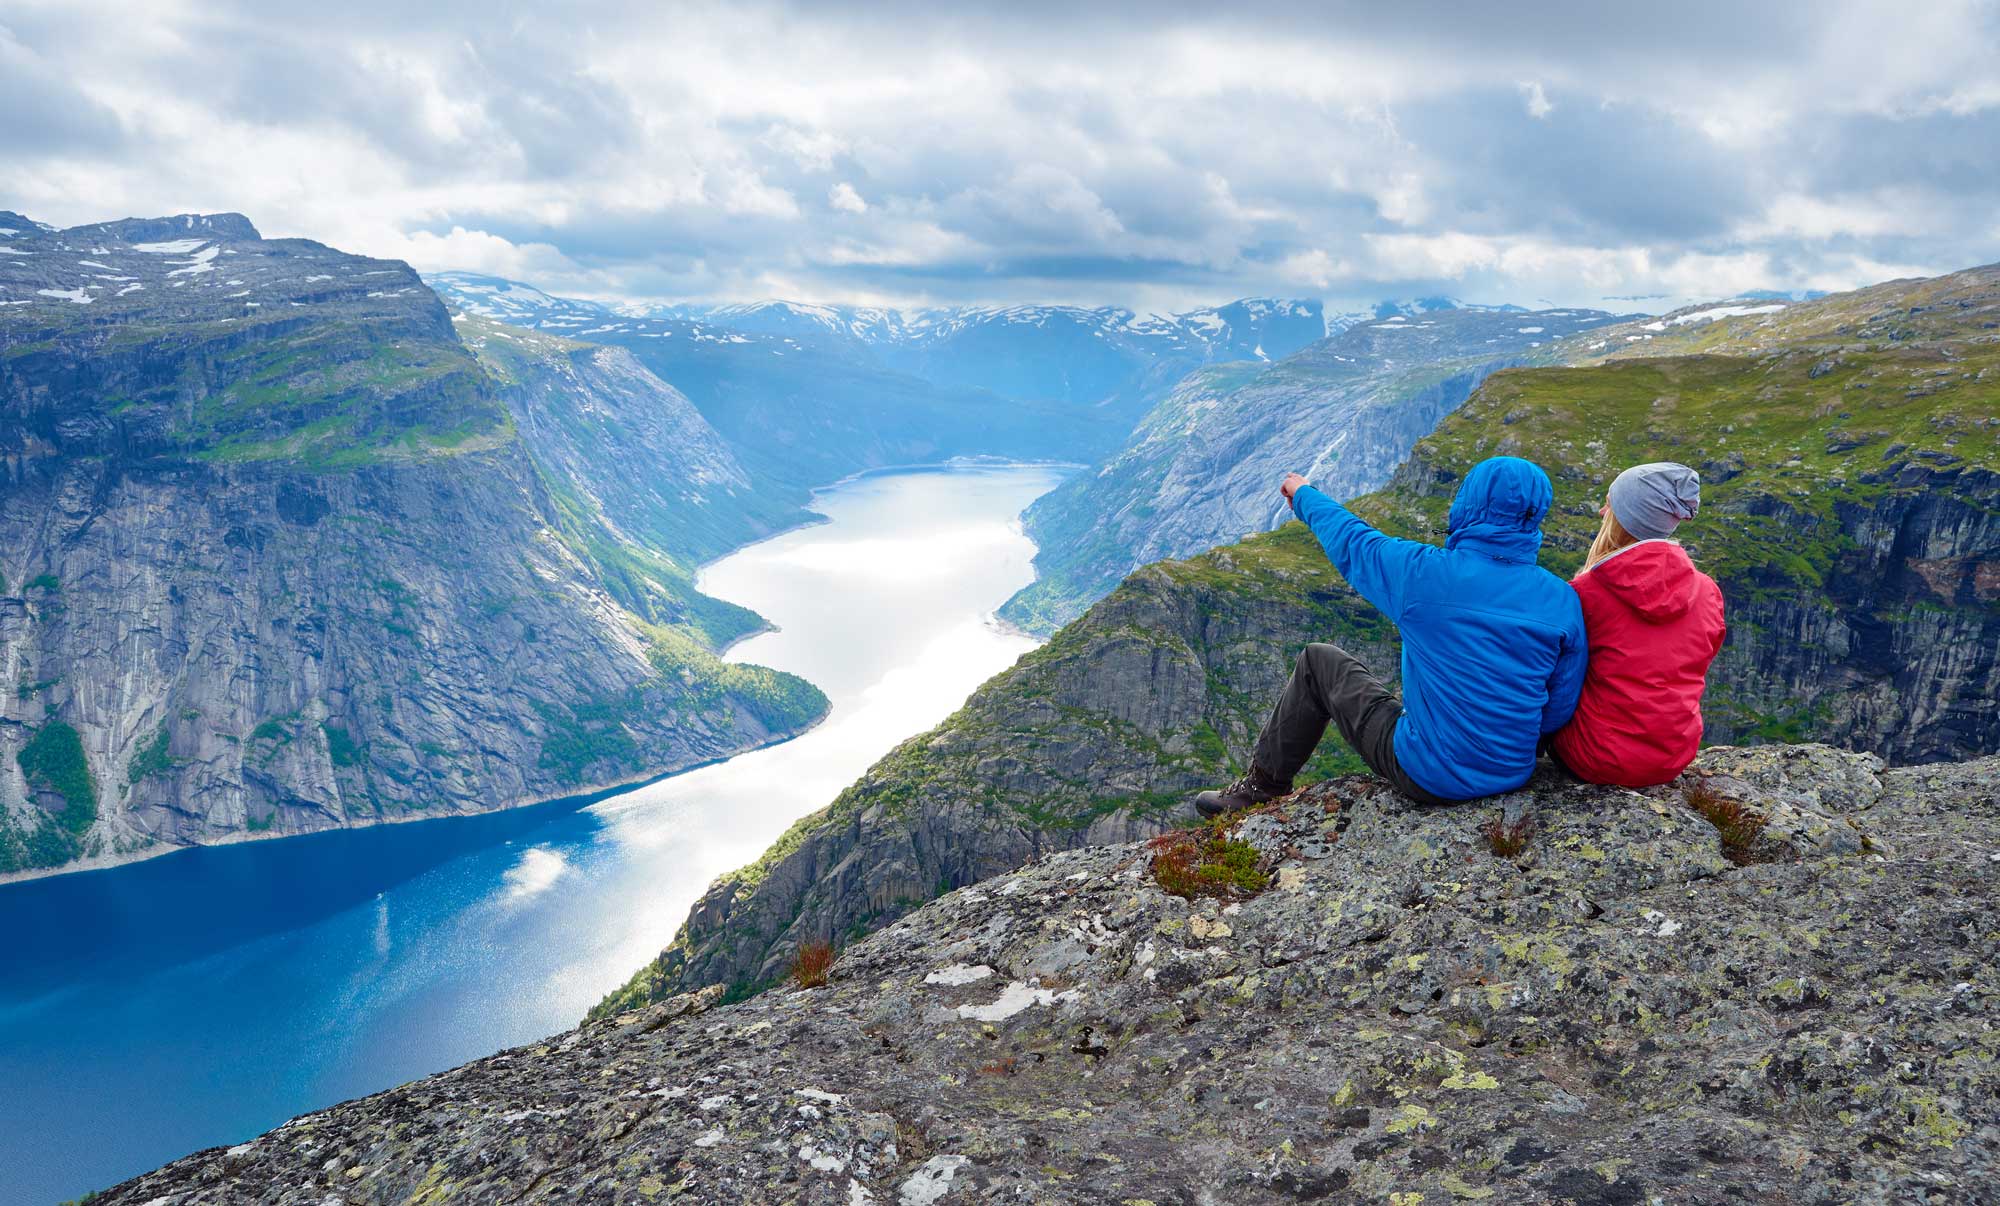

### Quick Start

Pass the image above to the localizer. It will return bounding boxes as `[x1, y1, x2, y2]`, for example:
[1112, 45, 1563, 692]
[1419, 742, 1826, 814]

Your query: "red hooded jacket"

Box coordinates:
[1551, 539, 1726, 787]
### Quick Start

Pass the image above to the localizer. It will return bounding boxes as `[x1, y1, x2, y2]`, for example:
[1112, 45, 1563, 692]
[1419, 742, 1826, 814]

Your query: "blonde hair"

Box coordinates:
[1579, 502, 1638, 578]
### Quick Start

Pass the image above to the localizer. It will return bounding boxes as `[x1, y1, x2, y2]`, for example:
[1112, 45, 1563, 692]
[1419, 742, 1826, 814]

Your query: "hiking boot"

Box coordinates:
[1194, 766, 1292, 819]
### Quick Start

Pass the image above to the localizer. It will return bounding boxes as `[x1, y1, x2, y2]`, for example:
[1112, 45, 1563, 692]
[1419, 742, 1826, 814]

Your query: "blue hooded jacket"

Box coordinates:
[1290, 456, 1588, 800]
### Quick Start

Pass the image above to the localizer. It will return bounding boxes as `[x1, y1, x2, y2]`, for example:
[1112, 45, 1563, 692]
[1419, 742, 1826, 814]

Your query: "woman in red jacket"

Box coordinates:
[1550, 462, 1726, 788]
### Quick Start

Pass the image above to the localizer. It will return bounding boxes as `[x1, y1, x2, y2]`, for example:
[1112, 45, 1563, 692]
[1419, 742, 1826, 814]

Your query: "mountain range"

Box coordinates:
[428, 273, 1329, 488]
[999, 303, 1639, 630]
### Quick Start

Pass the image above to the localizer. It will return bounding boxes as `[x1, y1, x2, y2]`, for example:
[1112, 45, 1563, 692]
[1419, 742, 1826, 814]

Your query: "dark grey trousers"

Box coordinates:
[1251, 643, 1448, 805]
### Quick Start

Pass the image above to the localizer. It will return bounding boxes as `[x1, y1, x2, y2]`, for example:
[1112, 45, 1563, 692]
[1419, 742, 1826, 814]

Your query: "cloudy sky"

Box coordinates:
[4, 0, 1999, 313]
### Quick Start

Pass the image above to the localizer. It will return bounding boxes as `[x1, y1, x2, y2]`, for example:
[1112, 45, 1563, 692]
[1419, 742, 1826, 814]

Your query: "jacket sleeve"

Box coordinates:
[1290, 484, 1421, 619]
[1539, 598, 1589, 734]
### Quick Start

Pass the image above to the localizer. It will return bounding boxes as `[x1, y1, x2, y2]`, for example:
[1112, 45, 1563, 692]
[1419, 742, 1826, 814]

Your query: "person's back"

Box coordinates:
[1343, 457, 1588, 799]
[1197, 454, 1587, 816]
[1553, 463, 1726, 787]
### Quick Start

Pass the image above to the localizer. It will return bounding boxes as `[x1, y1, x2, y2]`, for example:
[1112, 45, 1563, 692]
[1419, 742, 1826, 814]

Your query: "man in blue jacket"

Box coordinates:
[1196, 455, 1588, 815]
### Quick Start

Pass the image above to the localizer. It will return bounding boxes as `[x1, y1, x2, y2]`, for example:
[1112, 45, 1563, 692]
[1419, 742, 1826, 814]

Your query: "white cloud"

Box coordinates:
[371, 226, 578, 279]
[1519, 80, 1553, 119]
[828, 181, 868, 214]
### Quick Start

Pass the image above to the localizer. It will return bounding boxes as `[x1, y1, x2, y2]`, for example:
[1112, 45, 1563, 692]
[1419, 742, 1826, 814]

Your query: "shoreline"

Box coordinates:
[3, 461, 1075, 890]
[0, 706, 829, 891]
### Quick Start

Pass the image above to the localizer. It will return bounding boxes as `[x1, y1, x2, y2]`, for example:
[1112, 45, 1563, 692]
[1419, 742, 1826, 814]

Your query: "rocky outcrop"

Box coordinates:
[1002, 306, 1633, 632]
[0, 214, 825, 879]
[103, 744, 1999, 1203]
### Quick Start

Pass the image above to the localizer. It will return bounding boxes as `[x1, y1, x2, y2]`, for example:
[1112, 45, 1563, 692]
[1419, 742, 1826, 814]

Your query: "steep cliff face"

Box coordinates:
[457, 315, 808, 571]
[1001, 306, 1633, 632]
[0, 214, 825, 879]
[105, 745, 1999, 1204]
[615, 265, 1997, 1010]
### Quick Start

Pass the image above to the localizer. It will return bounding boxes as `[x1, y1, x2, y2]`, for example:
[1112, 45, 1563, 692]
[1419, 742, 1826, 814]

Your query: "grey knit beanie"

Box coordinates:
[1606, 462, 1701, 540]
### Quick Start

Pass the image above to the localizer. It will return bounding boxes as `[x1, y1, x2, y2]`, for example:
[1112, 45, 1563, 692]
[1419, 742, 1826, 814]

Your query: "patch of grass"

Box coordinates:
[16, 677, 60, 700]
[790, 940, 836, 989]
[127, 726, 178, 784]
[322, 721, 362, 768]
[534, 693, 644, 786]
[642, 623, 828, 736]
[1482, 813, 1535, 858]
[1683, 778, 1769, 865]
[17, 720, 97, 833]
[26, 573, 59, 593]
[249, 716, 295, 744]
[1148, 815, 1271, 900]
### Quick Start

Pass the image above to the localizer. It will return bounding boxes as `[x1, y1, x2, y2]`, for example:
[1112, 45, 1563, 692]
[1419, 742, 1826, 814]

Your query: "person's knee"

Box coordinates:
[1301, 642, 1352, 677]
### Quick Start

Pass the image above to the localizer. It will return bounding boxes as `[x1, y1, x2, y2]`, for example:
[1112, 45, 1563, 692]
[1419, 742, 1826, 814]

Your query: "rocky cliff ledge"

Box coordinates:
[103, 744, 1997, 1204]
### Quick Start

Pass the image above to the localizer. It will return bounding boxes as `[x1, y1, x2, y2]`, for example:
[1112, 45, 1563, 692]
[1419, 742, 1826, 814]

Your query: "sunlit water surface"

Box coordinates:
[0, 462, 1067, 1205]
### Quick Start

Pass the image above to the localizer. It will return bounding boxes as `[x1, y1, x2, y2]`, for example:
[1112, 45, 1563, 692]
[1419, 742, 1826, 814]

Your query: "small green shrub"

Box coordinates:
[26, 573, 59, 593]
[1148, 817, 1270, 900]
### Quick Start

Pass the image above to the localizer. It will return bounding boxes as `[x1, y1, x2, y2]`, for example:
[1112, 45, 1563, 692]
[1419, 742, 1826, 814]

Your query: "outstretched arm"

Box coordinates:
[1284, 476, 1421, 620]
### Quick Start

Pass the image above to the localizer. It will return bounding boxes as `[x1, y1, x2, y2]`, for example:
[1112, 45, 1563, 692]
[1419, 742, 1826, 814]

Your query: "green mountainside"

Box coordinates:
[611, 262, 1999, 1009]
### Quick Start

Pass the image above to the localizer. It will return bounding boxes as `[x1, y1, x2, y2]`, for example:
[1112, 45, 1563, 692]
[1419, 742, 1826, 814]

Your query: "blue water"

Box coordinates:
[0, 462, 1066, 1205]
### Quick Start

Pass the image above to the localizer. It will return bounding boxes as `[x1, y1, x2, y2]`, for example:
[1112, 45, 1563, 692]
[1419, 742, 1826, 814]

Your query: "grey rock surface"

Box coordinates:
[101, 744, 1998, 1204]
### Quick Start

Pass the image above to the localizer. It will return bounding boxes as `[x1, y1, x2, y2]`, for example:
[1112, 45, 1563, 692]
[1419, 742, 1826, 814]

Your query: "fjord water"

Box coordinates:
[0, 462, 1067, 1205]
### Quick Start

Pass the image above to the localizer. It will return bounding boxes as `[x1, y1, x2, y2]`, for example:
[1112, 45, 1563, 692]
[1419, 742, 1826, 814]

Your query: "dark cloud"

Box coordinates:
[0, 28, 125, 154]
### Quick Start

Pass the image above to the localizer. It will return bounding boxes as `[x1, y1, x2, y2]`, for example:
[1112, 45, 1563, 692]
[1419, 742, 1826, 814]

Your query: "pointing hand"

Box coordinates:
[1280, 472, 1308, 502]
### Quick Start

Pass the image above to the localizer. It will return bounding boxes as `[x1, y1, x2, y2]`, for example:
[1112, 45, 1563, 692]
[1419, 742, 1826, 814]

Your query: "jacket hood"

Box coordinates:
[1445, 455, 1552, 563]
[1583, 539, 1703, 622]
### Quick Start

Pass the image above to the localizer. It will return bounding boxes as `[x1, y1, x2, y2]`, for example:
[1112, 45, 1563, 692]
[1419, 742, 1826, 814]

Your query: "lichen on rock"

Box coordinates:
[99, 744, 1999, 1203]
